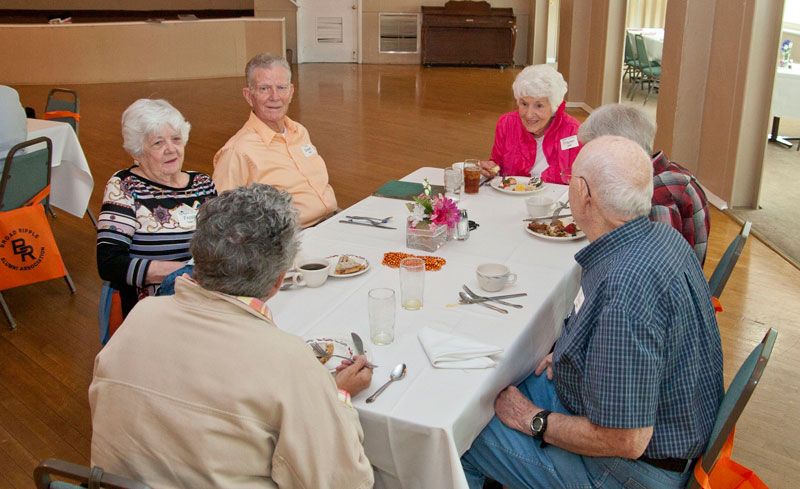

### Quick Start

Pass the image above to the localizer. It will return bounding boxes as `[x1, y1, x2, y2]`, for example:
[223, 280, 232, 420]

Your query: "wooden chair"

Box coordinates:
[685, 328, 777, 489]
[0, 137, 76, 329]
[708, 221, 751, 300]
[34, 458, 152, 489]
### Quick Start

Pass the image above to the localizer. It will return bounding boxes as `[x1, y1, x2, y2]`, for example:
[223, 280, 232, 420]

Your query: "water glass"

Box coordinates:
[444, 166, 463, 202]
[399, 257, 425, 310]
[369, 288, 396, 345]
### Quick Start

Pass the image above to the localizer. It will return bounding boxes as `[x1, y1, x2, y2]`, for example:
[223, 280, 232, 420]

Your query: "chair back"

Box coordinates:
[634, 34, 653, 73]
[624, 33, 635, 63]
[0, 137, 53, 212]
[685, 328, 777, 489]
[45, 88, 80, 136]
[34, 458, 152, 489]
[707, 221, 751, 299]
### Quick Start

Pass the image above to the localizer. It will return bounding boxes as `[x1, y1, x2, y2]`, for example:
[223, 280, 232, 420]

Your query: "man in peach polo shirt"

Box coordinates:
[213, 52, 337, 228]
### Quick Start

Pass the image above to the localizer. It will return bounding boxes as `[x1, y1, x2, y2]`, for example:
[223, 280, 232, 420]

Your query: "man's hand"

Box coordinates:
[334, 355, 373, 396]
[494, 386, 540, 435]
[534, 353, 554, 380]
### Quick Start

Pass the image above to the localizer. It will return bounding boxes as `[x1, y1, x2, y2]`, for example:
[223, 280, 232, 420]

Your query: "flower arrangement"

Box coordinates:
[406, 179, 460, 231]
[780, 39, 793, 67]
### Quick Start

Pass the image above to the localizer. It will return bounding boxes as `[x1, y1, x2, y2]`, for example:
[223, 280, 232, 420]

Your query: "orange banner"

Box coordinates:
[0, 204, 67, 290]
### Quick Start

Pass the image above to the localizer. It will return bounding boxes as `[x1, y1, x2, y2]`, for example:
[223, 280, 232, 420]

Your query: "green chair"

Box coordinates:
[34, 458, 152, 489]
[685, 328, 777, 489]
[0, 137, 76, 330]
[629, 34, 661, 105]
[623, 33, 642, 83]
[707, 221, 751, 300]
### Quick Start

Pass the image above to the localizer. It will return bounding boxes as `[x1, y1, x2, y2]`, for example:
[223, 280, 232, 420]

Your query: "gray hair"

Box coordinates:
[245, 52, 292, 88]
[121, 99, 191, 157]
[190, 184, 300, 299]
[512, 65, 569, 111]
[578, 104, 657, 154]
[576, 135, 653, 221]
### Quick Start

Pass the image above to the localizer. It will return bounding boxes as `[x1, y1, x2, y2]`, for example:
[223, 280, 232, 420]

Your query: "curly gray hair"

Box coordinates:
[121, 98, 191, 157]
[245, 52, 292, 88]
[512, 65, 569, 111]
[578, 104, 657, 155]
[190, 184, 300, 299]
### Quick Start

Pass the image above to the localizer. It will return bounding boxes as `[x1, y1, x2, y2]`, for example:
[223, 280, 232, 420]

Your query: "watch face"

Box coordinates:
[532, 417, 544, 432]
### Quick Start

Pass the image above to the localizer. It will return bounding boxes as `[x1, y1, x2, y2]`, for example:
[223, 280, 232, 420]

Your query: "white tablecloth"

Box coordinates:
[627, 28, 664, 64]
[269, 167, 585, 489]
[772, 65, 800, 119]
[26, 118, 94, 218]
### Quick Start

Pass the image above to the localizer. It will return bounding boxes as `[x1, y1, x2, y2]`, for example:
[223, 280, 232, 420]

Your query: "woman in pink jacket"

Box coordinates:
[481, 65, 582, 184]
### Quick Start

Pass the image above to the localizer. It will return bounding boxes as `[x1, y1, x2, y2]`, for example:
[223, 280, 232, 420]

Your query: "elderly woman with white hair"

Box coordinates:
[480, 64, 582, 183]
[97, 98, 217, 317]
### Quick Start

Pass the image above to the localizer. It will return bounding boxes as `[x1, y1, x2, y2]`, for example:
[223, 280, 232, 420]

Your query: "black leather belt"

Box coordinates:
[638, 455, 695, 473]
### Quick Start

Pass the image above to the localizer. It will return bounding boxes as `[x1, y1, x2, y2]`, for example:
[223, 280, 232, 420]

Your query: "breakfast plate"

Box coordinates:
[304, 336, 371, 371]
[525, 216, 586, 241]
[490, 176, 545, 195]
[327, 254, 370, 277]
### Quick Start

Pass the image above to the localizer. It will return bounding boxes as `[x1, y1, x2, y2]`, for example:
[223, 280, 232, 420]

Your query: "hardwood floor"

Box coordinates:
[4, 65, 799, 488]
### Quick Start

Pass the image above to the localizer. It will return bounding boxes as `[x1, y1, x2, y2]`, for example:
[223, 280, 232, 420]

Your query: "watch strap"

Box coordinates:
[530, 410, 551, 447]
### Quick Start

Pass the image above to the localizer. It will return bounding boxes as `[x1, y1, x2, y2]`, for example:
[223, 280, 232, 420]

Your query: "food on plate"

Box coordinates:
[527, 219, 581, 237]
[315, 342, 335, 364]
[335, 255, 367, 275]
[501, 177, 517, 188]
[382, 252, 446, 271]
[500, 176, 542, 192]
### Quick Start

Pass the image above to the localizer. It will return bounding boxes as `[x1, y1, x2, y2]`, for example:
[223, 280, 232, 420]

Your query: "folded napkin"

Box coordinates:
[418, 327, 503, 369]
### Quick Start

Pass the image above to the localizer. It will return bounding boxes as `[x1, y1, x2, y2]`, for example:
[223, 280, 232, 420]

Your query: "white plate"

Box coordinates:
[327, 254, 370, 277]
[304, 336, 370, 371]
[525, 216, 586, 241]
[490, 176, 546, 195]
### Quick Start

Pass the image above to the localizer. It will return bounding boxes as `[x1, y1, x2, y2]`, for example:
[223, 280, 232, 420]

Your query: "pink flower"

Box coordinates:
[430, 194, 460, 229]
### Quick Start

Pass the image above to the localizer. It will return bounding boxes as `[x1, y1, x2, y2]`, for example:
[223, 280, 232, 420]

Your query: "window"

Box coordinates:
[379, 13, 419, 53]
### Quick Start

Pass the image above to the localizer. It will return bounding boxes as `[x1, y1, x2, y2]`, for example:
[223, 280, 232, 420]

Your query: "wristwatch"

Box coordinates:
[530, 410, 551, 448]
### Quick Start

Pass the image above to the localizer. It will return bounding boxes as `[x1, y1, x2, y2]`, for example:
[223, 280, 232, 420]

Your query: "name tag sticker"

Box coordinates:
[301, 143, 317, 157]
[560, 135, 579, 150]
[174, 208, 196, 228]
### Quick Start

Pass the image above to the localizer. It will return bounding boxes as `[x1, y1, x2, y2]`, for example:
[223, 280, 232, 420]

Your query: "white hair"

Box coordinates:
[121, 99, 191, 157]
[246, 52, 292, 87]
[577, 136, 653, 220]
[578, 104, 657, 154]
[512, 65, 569, 111]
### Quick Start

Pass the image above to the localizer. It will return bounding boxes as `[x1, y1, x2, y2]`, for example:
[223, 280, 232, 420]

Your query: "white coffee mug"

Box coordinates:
[476, 263, 517, 292]
[294, 258, 331, 288]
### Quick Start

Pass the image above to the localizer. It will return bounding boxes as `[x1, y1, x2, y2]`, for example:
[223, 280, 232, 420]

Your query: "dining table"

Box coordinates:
[268, 167, 586, 489]
[26, 118, 94, 218]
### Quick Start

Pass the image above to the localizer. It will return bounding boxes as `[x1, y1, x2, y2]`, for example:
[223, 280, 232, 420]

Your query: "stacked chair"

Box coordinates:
[626, 34, 661, 105]
[623, 34, 642, 83]
[34, 459, 151, 489]
[0, 137, 76, 329]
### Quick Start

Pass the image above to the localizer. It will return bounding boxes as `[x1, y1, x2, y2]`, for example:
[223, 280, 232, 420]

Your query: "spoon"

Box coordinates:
[366, 363, 407, 403]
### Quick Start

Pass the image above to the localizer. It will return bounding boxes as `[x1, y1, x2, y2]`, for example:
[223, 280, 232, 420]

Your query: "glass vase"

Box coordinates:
[406, 217, 447, 252]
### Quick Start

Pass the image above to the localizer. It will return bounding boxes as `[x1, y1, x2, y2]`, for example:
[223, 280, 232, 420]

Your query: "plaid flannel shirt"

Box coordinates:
[649, 152, 710, 265]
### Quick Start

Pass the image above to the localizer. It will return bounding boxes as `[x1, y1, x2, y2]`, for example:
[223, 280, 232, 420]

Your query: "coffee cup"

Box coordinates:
[526, 195, 556, 218]
[476, 263, 517, 292]
[294, 258, 331, 288]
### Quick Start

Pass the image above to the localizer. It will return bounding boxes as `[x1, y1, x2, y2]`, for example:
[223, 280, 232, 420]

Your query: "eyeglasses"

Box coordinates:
[560, 172, 592, 197]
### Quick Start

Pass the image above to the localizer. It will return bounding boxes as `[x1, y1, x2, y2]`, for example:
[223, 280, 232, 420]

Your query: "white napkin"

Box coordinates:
[418, 327, 504, 369]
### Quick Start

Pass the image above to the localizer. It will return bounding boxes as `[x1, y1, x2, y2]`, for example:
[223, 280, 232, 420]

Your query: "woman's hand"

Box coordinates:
[146, 260, 186, 284]
[534, 353, 554, 380]
[335, 356, 373, 396]
[479, 160, 500, 178]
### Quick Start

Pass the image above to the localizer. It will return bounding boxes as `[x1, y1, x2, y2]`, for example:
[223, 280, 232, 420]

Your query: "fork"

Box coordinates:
[459, 292, 508, 314]
[310, 342, 378, 368]
[463, 285, 523, 309]
[345, 215, 392, 224]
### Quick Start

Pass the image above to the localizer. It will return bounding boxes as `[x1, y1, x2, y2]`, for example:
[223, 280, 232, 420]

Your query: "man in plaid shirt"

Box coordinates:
[578, 104, 710, 265]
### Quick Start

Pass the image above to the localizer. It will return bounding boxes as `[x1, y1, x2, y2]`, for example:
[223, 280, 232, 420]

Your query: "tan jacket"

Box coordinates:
[90, 277, 373, 489]
[212, 113, 337, 228]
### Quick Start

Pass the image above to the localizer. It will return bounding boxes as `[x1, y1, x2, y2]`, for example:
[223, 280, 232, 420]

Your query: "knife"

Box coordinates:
[459, 292, 508, 314]
[339, 220, 396, 230]
[350, 332, 378, 368]
[462, 285, 523, 308]
[523, 213, 572, 222]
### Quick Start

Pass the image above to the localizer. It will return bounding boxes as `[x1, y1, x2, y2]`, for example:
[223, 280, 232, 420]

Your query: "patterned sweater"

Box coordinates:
[96, 168, 216, 315]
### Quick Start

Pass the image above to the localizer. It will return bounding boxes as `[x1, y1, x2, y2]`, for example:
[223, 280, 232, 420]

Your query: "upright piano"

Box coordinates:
[421, 1, 516, 67]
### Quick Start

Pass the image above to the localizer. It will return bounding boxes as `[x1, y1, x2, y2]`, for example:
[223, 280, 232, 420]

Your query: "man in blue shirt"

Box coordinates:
[461, 135, 724, 489]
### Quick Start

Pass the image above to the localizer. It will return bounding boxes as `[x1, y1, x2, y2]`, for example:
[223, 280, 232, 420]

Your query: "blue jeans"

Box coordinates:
[461, 373, 691, 489]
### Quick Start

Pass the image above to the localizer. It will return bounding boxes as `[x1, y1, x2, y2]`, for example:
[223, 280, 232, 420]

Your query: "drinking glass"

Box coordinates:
[368, 288, 396, 345]
[399, 257, 425, 310]
[464, 159, 481, 194]
[444, 166, 463, 202]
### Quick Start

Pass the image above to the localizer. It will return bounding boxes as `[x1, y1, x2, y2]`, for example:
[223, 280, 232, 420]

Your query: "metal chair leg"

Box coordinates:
[46, 204, 57, 218]
[64, 269, 76, 295]
[0, 292, 16, 330]
[87, 208, 98, 227]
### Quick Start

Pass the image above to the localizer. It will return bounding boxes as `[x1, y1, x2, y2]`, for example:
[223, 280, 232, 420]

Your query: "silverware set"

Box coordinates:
[339, 215, 396, 229]
[454, 285, 528, 314]
[310, 336, 377, 369]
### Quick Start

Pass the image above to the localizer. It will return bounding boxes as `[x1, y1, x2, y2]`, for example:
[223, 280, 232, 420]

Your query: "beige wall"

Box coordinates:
[2, 0, 252, 9]
[254, 0, 296, 62]
[0, 18, 284, 84]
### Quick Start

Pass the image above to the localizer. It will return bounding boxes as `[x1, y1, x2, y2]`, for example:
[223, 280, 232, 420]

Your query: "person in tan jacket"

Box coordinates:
[89, 183, 374, 489]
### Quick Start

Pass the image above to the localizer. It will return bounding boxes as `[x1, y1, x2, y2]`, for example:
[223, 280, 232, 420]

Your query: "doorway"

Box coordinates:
[619, 0, 667, 115]
[297, 0, 359, 63]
